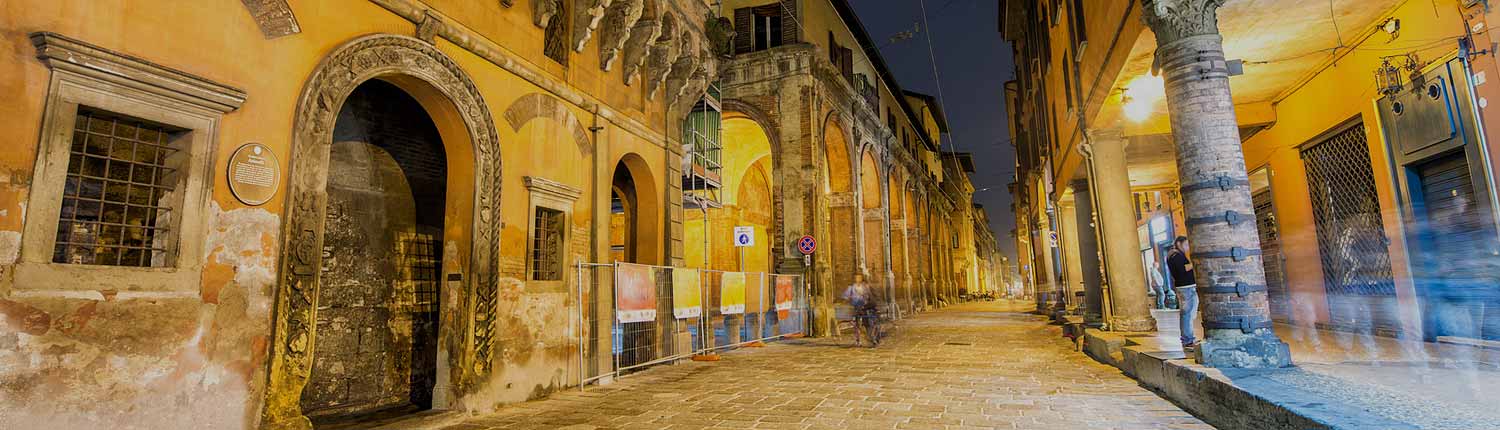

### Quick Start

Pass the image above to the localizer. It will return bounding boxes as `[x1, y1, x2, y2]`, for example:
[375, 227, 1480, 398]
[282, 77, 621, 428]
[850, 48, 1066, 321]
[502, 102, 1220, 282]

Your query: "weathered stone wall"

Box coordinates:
[1, 0, 720, 428]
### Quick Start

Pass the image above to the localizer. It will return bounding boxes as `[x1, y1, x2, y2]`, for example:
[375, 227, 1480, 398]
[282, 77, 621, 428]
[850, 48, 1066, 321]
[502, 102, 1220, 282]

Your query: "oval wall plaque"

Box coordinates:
[227, 142, 280, 206]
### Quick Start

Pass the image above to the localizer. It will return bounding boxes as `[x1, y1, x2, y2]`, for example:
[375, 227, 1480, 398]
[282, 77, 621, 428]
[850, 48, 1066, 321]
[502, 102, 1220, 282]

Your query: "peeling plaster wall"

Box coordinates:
[0, 201, 278, 430]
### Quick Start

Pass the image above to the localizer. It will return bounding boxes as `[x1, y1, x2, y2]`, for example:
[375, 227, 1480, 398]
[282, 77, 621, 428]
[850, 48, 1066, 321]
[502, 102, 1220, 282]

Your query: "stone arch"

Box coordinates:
[858, 144, 887, 296]
[824, 115, 855, 193]
[503, 92, 593, 156]
[722, 98, 787, 261]
[823, 115, 860, 302]
[611, 152, 663, 265]
[264, 34, 502, 429]
[738, 157, 776, 274]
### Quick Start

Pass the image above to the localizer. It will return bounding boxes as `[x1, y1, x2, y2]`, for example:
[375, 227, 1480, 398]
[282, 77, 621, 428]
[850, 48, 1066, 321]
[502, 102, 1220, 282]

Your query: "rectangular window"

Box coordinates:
[54, 108, 185, 267]
[755, 10, 784, 51]
[1063, 53, 1074, 112]
[531, 207, 565, 281]
[1071, 0, 1089, 53]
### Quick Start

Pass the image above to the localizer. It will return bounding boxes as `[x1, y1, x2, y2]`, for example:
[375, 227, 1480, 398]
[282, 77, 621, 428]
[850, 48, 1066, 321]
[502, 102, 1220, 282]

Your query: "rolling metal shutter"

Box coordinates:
[1301, 123, 1402, 336]
[1415, 151, 1500, 340]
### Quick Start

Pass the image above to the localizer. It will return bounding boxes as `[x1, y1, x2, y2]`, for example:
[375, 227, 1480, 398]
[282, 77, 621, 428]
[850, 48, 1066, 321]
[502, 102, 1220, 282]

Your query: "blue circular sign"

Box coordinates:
[738, 234, 751, 245]
[797, 235, 817, 255]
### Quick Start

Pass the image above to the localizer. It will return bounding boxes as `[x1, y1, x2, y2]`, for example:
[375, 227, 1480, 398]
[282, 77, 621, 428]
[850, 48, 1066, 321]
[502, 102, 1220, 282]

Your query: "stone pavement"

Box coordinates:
[1149, 308, 1500, 429]
[369, 300, 1211, 430]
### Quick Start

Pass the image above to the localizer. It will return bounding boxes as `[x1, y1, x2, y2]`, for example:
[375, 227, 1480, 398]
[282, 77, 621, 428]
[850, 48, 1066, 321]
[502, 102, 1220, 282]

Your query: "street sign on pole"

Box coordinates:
[734, 226, 754, 247]
[797, 235, 817, 255]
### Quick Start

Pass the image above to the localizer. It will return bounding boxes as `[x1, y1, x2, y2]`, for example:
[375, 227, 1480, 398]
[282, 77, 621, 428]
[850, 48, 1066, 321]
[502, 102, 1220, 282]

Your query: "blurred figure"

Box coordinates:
[1167, 236, 1199, 350]
[843, 273, 880, 347]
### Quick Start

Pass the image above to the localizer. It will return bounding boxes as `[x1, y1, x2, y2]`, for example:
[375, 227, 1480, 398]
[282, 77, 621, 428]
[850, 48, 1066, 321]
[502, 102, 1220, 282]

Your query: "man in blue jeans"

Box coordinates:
[1166, 236, 1199, 351]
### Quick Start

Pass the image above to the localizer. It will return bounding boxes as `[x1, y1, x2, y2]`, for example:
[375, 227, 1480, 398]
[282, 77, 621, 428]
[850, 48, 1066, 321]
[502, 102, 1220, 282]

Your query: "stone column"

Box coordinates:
[1086, 130, 1156, 331]
[1033, 215, 1057, 313]
[1142, 0, 1291, 367]
[1071, 180, 1106, 327]
[1058, 202, 1084, 313]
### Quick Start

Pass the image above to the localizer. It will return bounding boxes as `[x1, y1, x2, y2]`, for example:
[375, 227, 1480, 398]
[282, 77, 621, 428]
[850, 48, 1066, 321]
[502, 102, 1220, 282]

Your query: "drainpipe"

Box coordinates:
[1077, 139, 1113, 329]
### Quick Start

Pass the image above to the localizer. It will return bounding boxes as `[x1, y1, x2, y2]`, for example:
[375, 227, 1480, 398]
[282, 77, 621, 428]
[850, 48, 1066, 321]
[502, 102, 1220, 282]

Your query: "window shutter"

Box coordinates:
[839, 47, 853, 81]
[734, 7, 752, 54]
[781, 0, 799, 43]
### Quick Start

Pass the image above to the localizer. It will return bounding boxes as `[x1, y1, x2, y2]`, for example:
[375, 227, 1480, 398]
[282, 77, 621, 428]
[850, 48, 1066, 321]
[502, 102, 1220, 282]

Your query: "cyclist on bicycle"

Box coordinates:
[842, 273, 880, 347]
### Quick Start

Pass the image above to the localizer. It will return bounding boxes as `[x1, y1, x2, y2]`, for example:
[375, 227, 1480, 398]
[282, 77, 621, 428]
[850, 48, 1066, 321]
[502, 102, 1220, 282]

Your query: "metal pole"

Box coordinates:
[576, 261, 583, 391]
[611, 261, 620, 378]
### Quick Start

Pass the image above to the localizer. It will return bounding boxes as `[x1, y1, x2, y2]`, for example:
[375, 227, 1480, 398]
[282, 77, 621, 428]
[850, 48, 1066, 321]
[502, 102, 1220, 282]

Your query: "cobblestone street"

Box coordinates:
[374, 301, 1210, 430]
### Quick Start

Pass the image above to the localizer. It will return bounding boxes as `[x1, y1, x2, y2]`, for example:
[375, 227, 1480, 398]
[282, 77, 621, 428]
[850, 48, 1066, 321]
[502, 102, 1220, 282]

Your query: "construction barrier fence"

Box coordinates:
[574, 262, 808, 387]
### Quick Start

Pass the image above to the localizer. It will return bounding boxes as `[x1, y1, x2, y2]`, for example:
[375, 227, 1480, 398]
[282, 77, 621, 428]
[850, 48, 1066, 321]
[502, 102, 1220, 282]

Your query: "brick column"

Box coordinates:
[1086, 131, 1156, 331]
[1070, 180, 1106, 326]
[1142, 0, 1291, 367]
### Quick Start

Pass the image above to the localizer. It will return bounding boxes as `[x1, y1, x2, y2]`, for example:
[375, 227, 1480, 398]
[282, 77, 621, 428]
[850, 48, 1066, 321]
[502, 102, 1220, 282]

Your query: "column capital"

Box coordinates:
[1140, 0, 1226, 45]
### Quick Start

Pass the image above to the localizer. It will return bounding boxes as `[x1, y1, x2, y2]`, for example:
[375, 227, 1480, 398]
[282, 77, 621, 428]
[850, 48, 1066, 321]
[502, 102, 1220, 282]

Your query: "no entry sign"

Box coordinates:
[797, 235, 817, 255]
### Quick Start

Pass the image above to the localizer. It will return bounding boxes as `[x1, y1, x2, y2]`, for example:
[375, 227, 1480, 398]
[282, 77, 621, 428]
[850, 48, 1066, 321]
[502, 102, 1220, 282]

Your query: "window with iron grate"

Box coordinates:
[531, 207, 564, 281]
[54, 108, 187, 267]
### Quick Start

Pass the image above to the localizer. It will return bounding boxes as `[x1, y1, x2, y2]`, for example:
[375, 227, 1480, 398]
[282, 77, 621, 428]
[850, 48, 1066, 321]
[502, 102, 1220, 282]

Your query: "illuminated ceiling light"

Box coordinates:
[1122, 74, 1165, 123]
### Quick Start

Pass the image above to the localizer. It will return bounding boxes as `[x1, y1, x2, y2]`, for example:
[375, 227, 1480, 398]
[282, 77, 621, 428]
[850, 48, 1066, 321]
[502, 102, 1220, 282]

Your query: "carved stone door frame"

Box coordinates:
[260, 34, 502, 430]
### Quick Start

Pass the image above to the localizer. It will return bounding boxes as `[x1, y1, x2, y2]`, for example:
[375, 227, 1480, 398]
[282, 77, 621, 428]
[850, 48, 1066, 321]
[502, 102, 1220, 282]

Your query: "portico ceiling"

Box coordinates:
[1101, 0, 1403, 186]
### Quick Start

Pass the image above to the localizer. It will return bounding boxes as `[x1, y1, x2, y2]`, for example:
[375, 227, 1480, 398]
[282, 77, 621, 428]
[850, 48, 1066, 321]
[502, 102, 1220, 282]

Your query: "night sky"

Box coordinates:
[847, 0, 1018, 262]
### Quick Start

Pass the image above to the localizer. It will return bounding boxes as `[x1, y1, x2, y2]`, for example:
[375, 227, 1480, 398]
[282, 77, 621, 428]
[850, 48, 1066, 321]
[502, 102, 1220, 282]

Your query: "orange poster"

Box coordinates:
[615, 263, 657, 323]
[775, 275, 794, 319]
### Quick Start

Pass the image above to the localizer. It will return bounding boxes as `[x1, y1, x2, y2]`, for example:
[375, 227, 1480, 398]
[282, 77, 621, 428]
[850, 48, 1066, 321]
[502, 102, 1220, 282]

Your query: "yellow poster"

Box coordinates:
[672, 268, 702, 319]
[720, 272, 746, 315]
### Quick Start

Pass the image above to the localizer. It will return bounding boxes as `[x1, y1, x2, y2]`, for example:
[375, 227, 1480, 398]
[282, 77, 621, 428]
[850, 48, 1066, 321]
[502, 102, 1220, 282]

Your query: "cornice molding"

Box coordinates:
[31, 32, 247, 114]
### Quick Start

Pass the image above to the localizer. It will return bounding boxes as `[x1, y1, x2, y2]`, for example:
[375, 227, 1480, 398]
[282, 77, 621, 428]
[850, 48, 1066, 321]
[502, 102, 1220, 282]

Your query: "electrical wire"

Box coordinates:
[1329, 0, 1346, 48]
[917, 0, 971, 177]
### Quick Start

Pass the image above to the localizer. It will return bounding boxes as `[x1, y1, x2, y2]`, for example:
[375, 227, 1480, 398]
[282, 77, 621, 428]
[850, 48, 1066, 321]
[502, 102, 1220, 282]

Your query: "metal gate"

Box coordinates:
[1414, 151, 1500, 340]
[1301, 122, 1402, 336]
[1252, 190, 1290, 322]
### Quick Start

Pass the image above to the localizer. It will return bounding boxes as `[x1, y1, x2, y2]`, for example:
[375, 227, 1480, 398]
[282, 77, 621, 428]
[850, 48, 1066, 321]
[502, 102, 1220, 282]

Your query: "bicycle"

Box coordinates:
[853, 305, 882, 347]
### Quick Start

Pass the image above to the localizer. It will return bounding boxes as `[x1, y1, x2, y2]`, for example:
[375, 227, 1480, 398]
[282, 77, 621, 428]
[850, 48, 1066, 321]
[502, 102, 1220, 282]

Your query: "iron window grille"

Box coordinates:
[531, 207, 565, 281]
[54, 108, 185, 267]
[402, 231, 441, 313]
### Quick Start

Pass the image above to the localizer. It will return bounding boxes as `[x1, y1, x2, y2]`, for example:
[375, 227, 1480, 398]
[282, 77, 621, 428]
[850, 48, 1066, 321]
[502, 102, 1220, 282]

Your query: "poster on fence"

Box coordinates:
[615, 262, 657, 323]
[775, 275, 794, 319]
[720, 272, 746, 315]
[672, 268, 702, 319]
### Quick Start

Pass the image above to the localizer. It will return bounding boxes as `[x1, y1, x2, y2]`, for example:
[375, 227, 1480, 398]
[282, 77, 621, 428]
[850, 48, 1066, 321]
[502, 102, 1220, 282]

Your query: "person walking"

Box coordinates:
[1148, 264, 1168, 309]
[842, 273, 879, 347]
[1166, 236, 1199, 351]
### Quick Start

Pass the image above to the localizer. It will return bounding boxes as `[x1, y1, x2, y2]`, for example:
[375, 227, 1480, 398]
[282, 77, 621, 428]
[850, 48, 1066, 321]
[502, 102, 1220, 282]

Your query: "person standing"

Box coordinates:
[1166, 236, 1199, 350]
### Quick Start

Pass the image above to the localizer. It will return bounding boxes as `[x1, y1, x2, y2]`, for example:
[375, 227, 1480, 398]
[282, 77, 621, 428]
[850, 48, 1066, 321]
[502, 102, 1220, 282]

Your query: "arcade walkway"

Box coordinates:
[367, 301, 1210, 430]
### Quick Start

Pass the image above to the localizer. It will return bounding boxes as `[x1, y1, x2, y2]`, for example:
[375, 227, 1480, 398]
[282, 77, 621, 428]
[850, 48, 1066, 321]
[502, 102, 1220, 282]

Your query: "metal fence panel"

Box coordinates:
[576, 262, 807, 386]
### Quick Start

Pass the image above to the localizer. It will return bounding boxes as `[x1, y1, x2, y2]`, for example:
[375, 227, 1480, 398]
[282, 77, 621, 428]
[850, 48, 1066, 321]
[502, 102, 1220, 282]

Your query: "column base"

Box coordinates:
[1195, 329, 1293, 368]
[1084, 312, 1104, 328]
[1109, 315, 1157, 332]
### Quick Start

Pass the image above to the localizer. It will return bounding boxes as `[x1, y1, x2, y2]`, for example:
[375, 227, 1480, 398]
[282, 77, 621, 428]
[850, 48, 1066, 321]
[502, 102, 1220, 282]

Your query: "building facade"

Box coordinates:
[1005, 0, 1500, 361]
[711, 0, 990, 334]
[0, 1, 990, 429]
